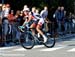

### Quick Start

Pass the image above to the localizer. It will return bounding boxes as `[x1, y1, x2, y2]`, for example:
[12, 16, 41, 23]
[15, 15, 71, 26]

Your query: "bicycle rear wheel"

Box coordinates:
[19, 31, 35, 49]
[44, 34, 55, 48]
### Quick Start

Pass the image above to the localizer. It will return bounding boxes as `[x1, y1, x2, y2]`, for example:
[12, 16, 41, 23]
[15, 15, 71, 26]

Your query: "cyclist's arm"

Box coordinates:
[27, 14, 32, 23]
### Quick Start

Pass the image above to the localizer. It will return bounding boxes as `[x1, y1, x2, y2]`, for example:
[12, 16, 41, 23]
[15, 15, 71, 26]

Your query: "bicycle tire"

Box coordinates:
[19, 31, 35, 49]
[44, 34, 55, 48]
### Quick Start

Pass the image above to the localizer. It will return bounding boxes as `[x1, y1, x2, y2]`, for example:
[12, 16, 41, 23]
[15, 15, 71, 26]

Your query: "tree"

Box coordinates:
[4, 0, 75, 13]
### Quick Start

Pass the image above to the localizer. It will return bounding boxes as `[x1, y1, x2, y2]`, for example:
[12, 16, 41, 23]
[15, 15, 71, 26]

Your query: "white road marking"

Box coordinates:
[40, 46, 65, 51]
[67, 48, 75, 52]
[13, 45, 44, 51]
[13, 48, 26, 51]
[33, 45, 44, 49]
[0, 46, 15, 50]
[1, 54, 25, 56]
[0, 45, 44, 51]
[0, 45, 66, 52]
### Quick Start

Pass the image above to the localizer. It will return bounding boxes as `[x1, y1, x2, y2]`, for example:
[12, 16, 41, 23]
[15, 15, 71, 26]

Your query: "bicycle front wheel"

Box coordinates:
[19, 31, 35, 49]
[44, 34, 55, 48]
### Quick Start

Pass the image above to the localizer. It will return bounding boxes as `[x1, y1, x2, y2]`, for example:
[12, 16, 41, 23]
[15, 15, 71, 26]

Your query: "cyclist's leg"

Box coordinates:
[30, 23, 36, 36]
[36, 19, 47, 43]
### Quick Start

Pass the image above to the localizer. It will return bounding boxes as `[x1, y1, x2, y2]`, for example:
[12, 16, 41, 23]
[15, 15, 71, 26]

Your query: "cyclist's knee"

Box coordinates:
[36, 25, 40, 31]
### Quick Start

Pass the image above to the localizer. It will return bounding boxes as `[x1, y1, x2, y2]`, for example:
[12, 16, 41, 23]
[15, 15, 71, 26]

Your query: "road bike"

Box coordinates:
[19, 23, 56, 49]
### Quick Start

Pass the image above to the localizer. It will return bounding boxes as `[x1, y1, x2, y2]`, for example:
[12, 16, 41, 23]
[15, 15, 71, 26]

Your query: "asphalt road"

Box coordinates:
[0, 34, 75, 57]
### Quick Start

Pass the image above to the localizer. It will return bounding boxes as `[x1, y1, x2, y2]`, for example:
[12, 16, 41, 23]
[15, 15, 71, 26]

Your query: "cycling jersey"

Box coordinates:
[30, 12, 45, 27]
[23, 11, 45, 27]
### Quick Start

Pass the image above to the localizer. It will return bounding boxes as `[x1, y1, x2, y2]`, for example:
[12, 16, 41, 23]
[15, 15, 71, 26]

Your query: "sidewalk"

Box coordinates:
[55, 34, 75, 42]
[56, 34, 75, 39]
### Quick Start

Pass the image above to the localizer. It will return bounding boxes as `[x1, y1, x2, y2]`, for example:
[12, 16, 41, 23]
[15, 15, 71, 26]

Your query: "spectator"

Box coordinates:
[0, 4, 2, 24]
[49, 7, 58, 37]
[13, 10, 21, 41]
[68, 12, 73, 33]
[0, 17, 2, 46]
[60, 6, 65, 34]
[3, 4, 10, 18]
[0, 4, 2, 19]
[0, 4, 2, 46]
[8, 10, 14, 23]
[40, 6, 48, 19]
[72, 14, 75, 33]
[15, 10, 21, 25]
[19, 10, 24, 25]
[2, 4, 11, 46]
[55, 6, 65, 34]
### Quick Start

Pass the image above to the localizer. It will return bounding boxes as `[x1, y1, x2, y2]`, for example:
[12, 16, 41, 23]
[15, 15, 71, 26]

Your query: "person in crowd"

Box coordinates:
[19, 10, 24, 26]
[50, 7, 58, 37]
[15, 10, 21, 25]
[35, 9, 40, 16]
[0, 4, 2, 46]
[40, 6, 49, 34]
[2, 4, 10, 18]
[13, 10, 21, 41]
[60, 6, 65, 34]
[18, 7, 30, 31]
[67, 12, 73, 34]
[54, 6, 61, 34]
[8, 10, 14, 24]
[0, 4, 2, 26]
[0, 4, 2, 19]
[54, 6, 65, 35]
[72, 14, 75, 33]
[2, 4, 10, 46]
[40, 6, 48, 19]
[63, 10, 69, 34]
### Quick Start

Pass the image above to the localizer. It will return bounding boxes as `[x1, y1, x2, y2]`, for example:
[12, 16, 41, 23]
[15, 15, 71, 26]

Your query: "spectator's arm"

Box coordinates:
[40, 10, 44, 17]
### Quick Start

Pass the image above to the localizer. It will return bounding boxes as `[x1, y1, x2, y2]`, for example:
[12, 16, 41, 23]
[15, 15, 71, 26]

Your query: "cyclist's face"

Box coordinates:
[24, 11, 29, 15]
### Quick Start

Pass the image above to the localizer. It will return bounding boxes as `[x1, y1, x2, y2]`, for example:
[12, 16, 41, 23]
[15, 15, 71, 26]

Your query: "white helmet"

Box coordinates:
[23, 8, 30, 12]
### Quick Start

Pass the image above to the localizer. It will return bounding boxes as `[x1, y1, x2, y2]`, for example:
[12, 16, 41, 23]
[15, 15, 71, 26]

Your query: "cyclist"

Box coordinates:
[18, 6, 30, 32]
[18, 7, 36, 32]
[19, 7, 48, 43]
[36, 6, 48, 43]
[29, 7, 48, 43]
